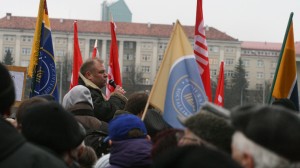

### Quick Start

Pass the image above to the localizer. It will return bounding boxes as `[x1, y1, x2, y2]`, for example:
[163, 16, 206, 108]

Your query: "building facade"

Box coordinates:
[0, 13, 239, 88]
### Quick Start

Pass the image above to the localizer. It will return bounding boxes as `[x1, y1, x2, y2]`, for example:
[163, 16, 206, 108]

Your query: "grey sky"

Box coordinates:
[1, 0, 300, 42]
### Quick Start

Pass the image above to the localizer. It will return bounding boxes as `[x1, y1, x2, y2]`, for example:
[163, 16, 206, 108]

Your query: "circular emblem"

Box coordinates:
[35, 51, 57, 95]
[172, 75, 206, 118]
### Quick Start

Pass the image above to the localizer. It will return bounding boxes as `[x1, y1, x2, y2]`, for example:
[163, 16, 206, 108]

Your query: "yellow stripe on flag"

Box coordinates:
[28, 0, 45, 77]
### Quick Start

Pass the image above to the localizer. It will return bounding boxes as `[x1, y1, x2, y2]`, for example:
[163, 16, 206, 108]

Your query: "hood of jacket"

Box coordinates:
[109, 139, 152, 168]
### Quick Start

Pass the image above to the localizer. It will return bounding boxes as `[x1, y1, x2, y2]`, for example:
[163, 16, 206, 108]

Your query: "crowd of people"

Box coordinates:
[1, 58, 300, 168]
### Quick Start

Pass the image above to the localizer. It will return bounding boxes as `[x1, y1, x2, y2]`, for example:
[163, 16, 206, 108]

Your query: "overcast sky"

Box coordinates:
[1, 0, 300, 42]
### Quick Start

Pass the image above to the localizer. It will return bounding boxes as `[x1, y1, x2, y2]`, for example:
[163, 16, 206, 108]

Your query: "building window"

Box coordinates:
[209, 58, 219, 65]
[209, 46, 219, 52]
[256, 84, 263, 90]
[257, 60, 264, 67]
[21, 36, 33, 43]
[242, 60, 250, 66]
[124, 41, 134, 49]
[56, 37, 67, 44]
[141, 66, 150, 73]
[159, 43, 167, 50]
[21, 48, 31, 55]
[257, 72, 264, 79]
[4, 35, 15, 42]
[142, 54, 151, 61]
[158, 54, 163, 61]
[225, 47, 235, 53]
[225, 58, 234, 65]
[56, 50, 65, 57]
[271, 61, 277, 68]
[245, 71, 249, 78]
[123, 66, 132, 72]
[210, 69, 217, 76]
[142, 78, 150, 84]
[142, 43, 153, 49]
[225, 70, 234, 77]
[4, 47, 13, 54]
[270, 73, 274, 79]
[124, 54, 134, 60]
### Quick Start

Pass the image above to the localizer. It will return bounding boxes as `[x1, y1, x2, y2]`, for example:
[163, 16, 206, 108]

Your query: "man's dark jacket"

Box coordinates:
[78, 73, 127, 122]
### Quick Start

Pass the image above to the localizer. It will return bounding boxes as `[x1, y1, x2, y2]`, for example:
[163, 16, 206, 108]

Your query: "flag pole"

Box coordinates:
[141, 20, 179, 121]
[268, 12, 294, 104]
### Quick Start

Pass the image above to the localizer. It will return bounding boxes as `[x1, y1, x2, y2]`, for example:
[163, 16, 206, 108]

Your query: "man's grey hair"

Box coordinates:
[232, 131, 294, 168]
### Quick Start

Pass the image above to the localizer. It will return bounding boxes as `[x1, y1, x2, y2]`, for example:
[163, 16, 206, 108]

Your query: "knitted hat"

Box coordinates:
[182, 110, 234, 153]
[231, 105, 300, 162]
[62, 85, 93, 110]
[108, 114, 147, 141]
[0, 63, 15, 114]
[21, 101, 86, 155]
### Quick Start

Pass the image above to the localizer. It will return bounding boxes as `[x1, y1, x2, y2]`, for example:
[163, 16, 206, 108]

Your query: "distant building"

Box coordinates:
[0, 13, 238, 87]
[240, 41, 300, 90]
[101, 0, 132, 22]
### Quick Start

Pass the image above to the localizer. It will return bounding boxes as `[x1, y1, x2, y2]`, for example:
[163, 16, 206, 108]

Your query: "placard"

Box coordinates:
[6, 66, 27, 106]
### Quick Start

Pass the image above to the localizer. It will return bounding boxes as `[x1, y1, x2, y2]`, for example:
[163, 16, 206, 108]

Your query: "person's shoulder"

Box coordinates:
[20, 143, 68, 168]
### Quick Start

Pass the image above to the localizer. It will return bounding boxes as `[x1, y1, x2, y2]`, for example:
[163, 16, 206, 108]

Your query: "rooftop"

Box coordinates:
[0, 14, 238, 41]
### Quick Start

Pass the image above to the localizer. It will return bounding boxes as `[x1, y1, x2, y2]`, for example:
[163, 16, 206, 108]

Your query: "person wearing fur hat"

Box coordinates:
[78, 58, 127, 122]
[63, 85, 109, 158]
[231, 105, 300, 168]
[0, 63, 68, 168]
[178, 109, 234, 154]
[21, 101, 86, 167]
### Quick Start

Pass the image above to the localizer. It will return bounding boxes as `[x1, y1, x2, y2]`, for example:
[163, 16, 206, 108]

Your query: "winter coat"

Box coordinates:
[78, 74, 127, 122]
[108, 139, 152, 168]
[0, 117, 68, 168]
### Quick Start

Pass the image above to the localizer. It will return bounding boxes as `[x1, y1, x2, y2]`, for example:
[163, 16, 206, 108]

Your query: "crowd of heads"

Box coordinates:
[2, 60, 300, 168]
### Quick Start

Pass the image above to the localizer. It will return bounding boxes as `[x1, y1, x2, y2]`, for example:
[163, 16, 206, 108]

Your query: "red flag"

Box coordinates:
[92, 39, 99, 58]
[106, 21, 122, 97]
[70, 21, 83, 89]
[214, 61, 224, 107]
[194, 0, 212, 101]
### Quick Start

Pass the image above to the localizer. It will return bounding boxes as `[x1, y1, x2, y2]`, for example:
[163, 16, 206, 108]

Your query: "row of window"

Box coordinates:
[211, 69, 275, 79]
[242, 50, 279, 57]
[209, 46, 236, 53]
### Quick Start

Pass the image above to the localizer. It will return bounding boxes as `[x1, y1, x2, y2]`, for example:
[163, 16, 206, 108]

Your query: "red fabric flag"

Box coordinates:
[70, 21, 83, 89]
[92, 39, 99, 58]
[106, 21, 122, 97]
[194, 0, 212, 101]
[214, 61, 224, 107]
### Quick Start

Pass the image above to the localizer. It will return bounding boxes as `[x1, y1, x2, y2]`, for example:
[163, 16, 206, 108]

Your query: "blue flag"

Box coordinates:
[28, 0, 58, 101]
[147, 20, 207, 128]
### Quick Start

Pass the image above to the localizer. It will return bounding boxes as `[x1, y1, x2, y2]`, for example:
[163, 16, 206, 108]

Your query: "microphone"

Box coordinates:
[108, 79, 117, 88]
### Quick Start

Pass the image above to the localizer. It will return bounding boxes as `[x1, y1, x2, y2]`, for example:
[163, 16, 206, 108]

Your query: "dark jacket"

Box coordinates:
[78, 74, 127, 122]
[68, 103, 109, 157]
[0, 117, 68, 168]
[108, 139, 152, 168]
[69, 103, 108, 132]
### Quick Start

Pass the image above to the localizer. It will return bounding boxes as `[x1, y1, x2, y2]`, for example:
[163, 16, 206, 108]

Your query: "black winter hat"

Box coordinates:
[21, 101, 86, 155]
[0, 63, 15, 114]
[231, 105, 300, 162]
